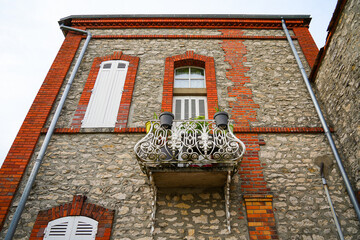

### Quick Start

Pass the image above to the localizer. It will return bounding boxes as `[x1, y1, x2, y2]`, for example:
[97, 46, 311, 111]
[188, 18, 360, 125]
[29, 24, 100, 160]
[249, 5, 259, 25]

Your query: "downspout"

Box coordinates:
[281, 18, 360, 221]
[5, 25, 92, 240]
[320, 163, 345, 240]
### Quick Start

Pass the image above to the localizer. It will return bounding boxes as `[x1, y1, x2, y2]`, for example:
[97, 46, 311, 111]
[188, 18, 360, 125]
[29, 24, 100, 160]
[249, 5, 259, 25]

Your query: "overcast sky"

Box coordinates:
[0, 0, 338, 166]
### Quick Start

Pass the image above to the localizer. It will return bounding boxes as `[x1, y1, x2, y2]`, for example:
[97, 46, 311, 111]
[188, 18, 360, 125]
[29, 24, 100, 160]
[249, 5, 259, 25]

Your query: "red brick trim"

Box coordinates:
[30, 195, 114, 240]
[220, 29, 259, 127]
[162, 51, 218, 118]
[40, 126, 331, 134]
[0, 33, 83, 230]
[69, 18, 309, 29]
[243, 194, 279, 240]
[91, 35, 297, 40]
[293, 27, 319, 68]
[71, 51, 139, 128]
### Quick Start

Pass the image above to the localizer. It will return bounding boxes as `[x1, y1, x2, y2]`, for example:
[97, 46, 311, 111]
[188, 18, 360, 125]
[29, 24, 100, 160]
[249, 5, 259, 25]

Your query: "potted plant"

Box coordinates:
[159, 112, 174, 129]
[214, 105, 229, 130]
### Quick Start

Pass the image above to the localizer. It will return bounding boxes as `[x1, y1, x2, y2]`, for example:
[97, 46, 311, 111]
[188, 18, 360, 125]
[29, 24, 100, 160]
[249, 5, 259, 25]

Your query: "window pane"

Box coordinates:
[175, 68, 189, 79]
[190, 68, 204, 78]
[199, 100, 205, 117]
[103, 63, 112, 69]
[190, 79, 205, 88]
[191, 99, 196, 119]
[174, 79, 189, 88]
[175, 100, 181, 120]
[184, 99, 189, 120]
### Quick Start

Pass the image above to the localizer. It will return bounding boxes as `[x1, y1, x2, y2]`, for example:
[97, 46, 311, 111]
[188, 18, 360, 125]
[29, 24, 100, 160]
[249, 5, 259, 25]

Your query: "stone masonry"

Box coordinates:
[314, 0, 360, 189]
[1, 15, 359, 240]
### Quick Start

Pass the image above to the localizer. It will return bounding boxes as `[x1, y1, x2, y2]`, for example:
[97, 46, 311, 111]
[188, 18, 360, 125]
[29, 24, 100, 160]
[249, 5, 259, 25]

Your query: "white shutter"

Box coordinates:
[44, 216, 98, 240]
[71, 217, 98, 240]
[82, 60, 128, 128]
[173, 96, 208, 120]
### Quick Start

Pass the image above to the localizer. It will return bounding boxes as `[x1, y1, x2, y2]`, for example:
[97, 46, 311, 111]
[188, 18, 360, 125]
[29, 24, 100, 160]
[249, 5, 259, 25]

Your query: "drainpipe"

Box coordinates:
[320, 163, 345, 240]
[4, 25, 92, 240]
[281, 18, 360, 221]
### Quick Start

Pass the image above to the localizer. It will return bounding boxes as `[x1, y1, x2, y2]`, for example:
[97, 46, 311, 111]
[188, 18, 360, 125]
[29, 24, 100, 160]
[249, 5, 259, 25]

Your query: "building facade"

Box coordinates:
[0, 2, 359, 239]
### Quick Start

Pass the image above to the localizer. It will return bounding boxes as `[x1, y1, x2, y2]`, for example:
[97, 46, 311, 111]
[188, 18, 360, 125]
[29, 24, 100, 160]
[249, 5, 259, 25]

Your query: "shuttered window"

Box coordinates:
[173, 96, 207, 120]
[82, 60, 129, 128]
[44, 216, 98, 240]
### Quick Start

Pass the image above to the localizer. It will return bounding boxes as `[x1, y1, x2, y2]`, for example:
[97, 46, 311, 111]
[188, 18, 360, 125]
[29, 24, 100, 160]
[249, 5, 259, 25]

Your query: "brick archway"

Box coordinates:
[30, 195, 114, 240]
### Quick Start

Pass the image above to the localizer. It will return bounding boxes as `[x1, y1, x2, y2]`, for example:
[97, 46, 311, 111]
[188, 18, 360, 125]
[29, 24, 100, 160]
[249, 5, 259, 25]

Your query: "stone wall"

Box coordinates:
[314, 0, 360, 188]
[45, 29, 308, 129]
[4, 25, 358, 240]
[260, 134, 359, 239]
[0, 134, 248, 239]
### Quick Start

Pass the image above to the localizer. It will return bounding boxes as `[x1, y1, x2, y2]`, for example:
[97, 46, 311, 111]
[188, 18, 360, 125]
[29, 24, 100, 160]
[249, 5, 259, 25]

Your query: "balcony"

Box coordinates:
[134, 118, 245, 234]
[134, 119, 245, 187]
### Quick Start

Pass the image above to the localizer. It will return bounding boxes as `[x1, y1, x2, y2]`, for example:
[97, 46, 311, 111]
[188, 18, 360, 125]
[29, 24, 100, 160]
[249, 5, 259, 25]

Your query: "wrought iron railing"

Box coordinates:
[134, 119, 246, 172]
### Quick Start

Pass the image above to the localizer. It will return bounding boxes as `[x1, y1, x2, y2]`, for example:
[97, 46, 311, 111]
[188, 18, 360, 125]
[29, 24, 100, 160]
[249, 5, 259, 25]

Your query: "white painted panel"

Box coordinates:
[173, 96, 208, 120]
[82, 60, 129, 128]
[44, 216, 98, 240]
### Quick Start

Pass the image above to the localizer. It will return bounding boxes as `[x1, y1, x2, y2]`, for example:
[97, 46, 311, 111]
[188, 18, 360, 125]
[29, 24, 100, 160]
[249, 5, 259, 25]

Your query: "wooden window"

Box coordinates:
[44, 216, 98, 240]
[173, 96, 207, 120]
[81, 60, 129, 128]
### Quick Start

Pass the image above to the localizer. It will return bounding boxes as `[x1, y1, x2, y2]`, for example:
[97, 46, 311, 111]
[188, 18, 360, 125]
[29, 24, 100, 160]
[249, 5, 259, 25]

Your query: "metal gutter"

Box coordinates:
[4, 26, 92, 240]
[282, 18, 360, 222]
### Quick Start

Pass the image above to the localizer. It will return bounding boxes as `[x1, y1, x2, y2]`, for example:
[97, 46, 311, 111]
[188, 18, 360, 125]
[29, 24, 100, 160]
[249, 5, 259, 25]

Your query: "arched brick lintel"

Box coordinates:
[30, 195, 115, 240]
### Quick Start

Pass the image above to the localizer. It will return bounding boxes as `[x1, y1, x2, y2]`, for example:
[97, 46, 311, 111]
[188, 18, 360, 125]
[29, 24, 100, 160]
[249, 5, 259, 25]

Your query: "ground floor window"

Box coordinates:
[44, 216, 97, 240]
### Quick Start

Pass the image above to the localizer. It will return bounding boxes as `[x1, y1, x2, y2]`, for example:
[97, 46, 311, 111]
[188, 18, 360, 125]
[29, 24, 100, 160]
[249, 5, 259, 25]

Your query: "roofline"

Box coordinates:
[59, 14, 311, 26]
[310, 0, 347, 81]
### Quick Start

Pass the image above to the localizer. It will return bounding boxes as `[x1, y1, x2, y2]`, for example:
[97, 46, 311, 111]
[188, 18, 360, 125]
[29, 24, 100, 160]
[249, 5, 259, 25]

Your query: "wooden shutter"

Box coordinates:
[173, 96, 207, 120]
[82, 60, 129, 128]
[44, 216, 98, 240]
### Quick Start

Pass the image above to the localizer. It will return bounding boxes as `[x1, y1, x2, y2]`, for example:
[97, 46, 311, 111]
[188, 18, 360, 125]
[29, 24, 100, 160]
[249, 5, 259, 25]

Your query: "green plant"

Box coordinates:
[153, 112, 159, 120]
[214, 104, 223, 113]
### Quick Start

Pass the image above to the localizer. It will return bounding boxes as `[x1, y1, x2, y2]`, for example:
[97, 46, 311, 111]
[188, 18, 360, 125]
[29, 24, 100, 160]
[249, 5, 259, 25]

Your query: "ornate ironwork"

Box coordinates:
[225, 170, 231, 232]
[134, 119, 245, 172]
[149, 172, 157, 236]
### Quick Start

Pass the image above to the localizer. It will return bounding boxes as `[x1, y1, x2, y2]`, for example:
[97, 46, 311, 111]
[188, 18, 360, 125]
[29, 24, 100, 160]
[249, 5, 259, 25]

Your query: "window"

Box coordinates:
[44, 216, 98, 240]
[173, 66, 207, 120]
[81, 60, 129, 128]
[173, 96, 208, 120]
[174, 67, 205, 88]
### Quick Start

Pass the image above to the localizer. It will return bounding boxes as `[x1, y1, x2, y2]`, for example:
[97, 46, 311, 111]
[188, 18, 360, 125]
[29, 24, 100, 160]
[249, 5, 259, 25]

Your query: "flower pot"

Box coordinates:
[159, 112, 174, 129]
[214, 111, 229, 130]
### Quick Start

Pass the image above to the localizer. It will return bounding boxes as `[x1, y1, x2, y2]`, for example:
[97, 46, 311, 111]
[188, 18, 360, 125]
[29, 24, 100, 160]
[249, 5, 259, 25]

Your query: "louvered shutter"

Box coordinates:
[173, 96, 208, 120]
[82, 60, 128, 128]
[71, 217, 98, 240]
[44, 216, 98, 240]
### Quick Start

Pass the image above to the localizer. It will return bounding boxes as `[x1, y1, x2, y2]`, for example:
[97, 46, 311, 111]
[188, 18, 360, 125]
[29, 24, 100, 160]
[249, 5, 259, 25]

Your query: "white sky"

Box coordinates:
[0, 0, 338, 167]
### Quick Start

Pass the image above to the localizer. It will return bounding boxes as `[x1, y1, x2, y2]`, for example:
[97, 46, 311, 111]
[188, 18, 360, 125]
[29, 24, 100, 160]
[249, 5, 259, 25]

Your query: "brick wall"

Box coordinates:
[0, 32, 82, 230]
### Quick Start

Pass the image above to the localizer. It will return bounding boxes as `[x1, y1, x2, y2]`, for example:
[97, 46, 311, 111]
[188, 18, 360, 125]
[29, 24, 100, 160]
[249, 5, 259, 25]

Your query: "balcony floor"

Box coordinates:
[149, 166, 234, 188]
